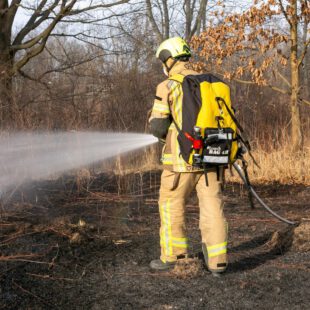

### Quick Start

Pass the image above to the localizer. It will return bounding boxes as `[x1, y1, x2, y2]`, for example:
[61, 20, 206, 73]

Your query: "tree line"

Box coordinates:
[0, 0, 309, 151]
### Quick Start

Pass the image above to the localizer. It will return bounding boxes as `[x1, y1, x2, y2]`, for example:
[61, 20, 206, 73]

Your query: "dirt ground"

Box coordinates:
[0, 170, 309, 310]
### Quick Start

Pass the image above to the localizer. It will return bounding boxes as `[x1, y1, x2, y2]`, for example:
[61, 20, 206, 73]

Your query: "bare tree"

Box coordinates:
[145, 0, 209, 43]
[0, 0, 129, 125]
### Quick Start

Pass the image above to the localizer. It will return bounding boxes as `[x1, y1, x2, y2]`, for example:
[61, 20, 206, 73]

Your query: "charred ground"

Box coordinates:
[0, 171, 309, 310]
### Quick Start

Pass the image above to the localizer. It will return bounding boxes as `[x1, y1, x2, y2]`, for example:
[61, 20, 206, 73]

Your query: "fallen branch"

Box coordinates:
[26, 272, 76, 282]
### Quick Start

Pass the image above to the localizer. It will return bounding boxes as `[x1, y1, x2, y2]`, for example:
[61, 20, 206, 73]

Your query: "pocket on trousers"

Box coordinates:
[161, 170, 180, 191]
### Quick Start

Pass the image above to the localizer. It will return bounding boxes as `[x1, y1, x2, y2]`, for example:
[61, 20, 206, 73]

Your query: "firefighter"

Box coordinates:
[148, 37, 228, 277]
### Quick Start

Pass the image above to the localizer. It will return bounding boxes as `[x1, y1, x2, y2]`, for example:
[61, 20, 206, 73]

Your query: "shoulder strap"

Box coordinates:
[167, 74, 183, 134]
[216, 97, 260, 167]
[215, 97, 245, 134]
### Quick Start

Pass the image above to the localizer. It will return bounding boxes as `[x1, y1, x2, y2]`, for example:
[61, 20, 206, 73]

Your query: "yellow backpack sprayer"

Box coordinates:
[168, 73, 296, 226]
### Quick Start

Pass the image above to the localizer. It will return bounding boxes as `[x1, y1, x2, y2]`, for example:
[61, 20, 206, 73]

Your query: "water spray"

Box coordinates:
[0, 131, 157, 193]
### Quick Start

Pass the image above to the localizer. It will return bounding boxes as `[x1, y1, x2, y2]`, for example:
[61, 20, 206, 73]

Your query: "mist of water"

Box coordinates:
[0, 131, 158, 193]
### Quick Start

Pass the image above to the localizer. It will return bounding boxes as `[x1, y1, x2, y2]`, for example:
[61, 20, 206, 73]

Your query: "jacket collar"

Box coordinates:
[168, 61, 187, 77]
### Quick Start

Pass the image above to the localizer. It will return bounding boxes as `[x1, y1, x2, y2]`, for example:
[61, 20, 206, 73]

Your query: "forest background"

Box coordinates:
[0, 0, 309, 184]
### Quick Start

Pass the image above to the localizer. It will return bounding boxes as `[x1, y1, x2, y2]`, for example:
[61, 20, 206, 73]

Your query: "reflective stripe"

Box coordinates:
[161, 153, 173, 165]
[160, 199, 173, 257]
[207, 133, 233, 140]
[170, 81, 186, 171]
[203, 156, 229, 164]
[160, 200, 188, 254]
[172, 237, 188, 242]
[207, 241, 227, 250]
[207, 242, 227, 258]
[167, 199, 173, 256]
[153, 102, 170, 114]
[172, 237, 188, 249]
[171, 82, 182, 126]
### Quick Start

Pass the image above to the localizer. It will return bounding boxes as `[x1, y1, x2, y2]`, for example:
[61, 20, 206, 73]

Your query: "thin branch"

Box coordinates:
[298, 97, 310, 107]
[278, 0, 292, 26]
[37, 53, 106, 79]
[213, 71, 289, 95]
[268, 84, 290, 95]
[298, 38, 310, 67]
[50, 31, 122, 42]
[68, 0, 129, 15]
[57, 9, 138, 24]
[273, 69, 291, 88]
[18, 69, 51, 90]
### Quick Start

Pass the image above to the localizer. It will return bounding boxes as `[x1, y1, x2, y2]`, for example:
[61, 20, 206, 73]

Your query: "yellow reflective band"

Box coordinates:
[169, 81, 188, 171]
[160, 203, 168, 256]
[207, 241, 227, 250]
[153, 102, 170, 114]
[167, 199, 173, 256]
[162, 154, 172, 159]
[172, 237, 188, 242]
[162, 160, 173, 165]
[207, 242, 227, 258]
[161, 154, 173, 165]
[171, 82, 182, 126]
[159, 204, 166, 255]
[172, 237, 188, 248]
[172, 243, 188, 249]
[160, 199, 173, 257]
[208, 249, 227, 258]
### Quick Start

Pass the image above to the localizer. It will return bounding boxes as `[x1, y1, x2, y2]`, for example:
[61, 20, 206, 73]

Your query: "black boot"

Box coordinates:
[149, 259, 176, 271]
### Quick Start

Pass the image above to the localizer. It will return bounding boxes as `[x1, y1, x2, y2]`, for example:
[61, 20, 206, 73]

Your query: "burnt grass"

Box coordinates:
[0, 170, 309, 310]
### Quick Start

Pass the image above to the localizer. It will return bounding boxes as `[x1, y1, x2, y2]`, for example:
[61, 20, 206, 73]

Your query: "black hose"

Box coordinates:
[233, 162, 297, 226]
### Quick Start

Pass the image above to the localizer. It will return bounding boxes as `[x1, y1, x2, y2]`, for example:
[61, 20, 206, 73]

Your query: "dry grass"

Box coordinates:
[227, 139, 310, 184]
[69, 137, 309, 187]
[114, 138, 310, 185]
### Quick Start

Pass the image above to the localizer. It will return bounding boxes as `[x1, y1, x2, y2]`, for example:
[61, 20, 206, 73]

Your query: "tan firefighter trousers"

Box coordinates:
[158, 169, 228, 272]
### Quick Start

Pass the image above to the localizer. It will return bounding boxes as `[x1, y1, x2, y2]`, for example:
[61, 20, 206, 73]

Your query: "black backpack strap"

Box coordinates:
[215, 97, 260, 168]
[215, 97, 245, 136]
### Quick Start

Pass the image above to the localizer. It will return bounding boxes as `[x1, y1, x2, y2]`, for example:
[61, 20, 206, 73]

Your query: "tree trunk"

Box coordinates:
[302, 15, 309, 99]
[184, 0, 192, 41]
[289, 0, 302, 151]
[0, 1, 14, 128]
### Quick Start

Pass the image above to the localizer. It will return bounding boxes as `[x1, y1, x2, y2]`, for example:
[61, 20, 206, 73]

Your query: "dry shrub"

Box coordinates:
[76, 168, 92, 192]
[267, 220, 310, 252]
[171, 258, 204, 278]
[227, 138, 310, 184]
[292, 221, 310, 252]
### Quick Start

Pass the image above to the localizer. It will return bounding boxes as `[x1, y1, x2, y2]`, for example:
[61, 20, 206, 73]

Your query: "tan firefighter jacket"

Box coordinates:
[149, 61, 202, 172]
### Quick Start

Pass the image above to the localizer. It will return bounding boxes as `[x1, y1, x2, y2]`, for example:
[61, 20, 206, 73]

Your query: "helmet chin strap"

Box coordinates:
[164, 58, 178, 75]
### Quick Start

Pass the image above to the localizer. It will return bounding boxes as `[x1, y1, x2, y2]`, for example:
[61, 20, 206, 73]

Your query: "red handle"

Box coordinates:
[185, 132, 202, 150]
